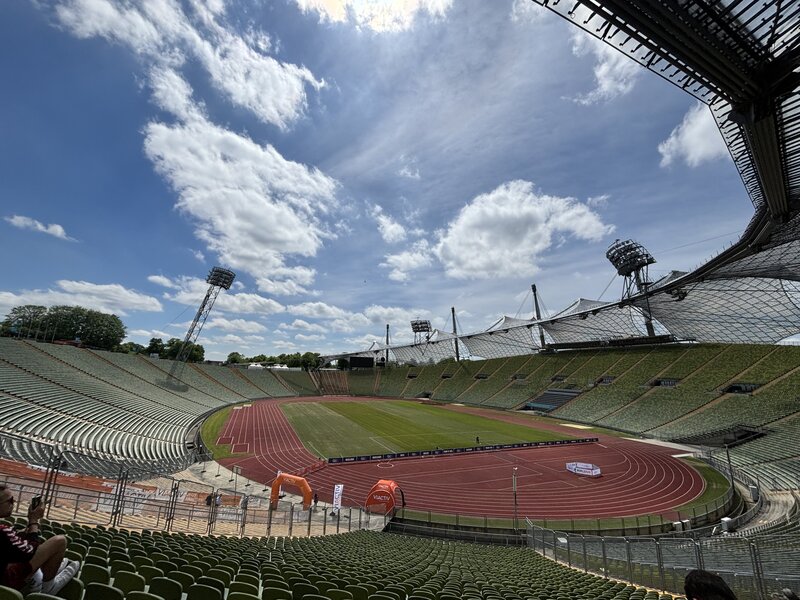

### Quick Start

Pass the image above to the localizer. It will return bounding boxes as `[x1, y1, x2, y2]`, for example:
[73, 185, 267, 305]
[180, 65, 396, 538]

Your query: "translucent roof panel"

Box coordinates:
[643, 278, 800, 343]
[461, 327, 539, 359]
[541, 300, 647, 344]
[391, 339, 456, 364]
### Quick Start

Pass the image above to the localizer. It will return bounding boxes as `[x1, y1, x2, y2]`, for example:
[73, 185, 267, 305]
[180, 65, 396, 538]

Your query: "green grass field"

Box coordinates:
[281, 400, 572, 458]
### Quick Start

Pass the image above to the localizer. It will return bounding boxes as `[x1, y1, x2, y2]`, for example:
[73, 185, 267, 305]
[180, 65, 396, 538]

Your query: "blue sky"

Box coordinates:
[1, 0, 754, 360]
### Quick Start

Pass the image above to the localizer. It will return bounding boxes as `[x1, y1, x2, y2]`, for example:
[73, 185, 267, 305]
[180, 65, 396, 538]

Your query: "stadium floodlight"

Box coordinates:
[606, 239, 656, 337]
[410, 319, 432, 333]
[163, 266, 236, 393]
[606, 239, 655, 277]
[206, 267, 236, 290]
[410, 319, 432, 345]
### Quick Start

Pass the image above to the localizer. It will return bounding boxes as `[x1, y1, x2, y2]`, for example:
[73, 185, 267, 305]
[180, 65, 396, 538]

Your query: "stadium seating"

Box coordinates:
[375, 366, 411, 397]
[237, 368, 296, 397]
[3, 520, 683, 600]
[273, 370, 320, 396]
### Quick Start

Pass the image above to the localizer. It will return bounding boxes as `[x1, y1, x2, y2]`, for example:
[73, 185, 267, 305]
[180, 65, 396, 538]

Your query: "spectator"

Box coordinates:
[684, 569, 737, 600]
[215, 492, 222, 507]
[313, 493, 319, 508]
[240, 495, 249, 511]
[0, 486, 78, 594]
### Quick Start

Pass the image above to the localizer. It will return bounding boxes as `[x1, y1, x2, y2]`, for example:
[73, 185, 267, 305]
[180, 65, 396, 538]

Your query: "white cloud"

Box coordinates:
[128, 328, 172, 340]
[435, 180, 614, 279]
[0, 281, 162, 317]
[205, 317, 267, 334]
[397, 154, 420, 180]
[510, 0, 547, 24]
[658, 102, 729, 168]
[143, 73, 338, 296]
[295, 333, 324, 342]
[55, 0, 322, 128]
[381, 240, 434, 281]
[279, 319, 328, 333]
[371, 205, 407, 243]
[192, 249, 205, 262]
[294, 0, 454, 32]
[288, 301, 350, 319]
[5, 215, 76, 241]
[587, 194, 610, 208]
[273, 340, 299, 351]
[569, 31, 641, 105]
[147, 274, 179, 289]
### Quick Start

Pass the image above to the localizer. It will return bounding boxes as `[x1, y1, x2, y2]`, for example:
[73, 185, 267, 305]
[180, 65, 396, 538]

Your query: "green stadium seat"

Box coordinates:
[26, 594, 62, 600]
[171, 570, 195, 590]
[54, 577, 83, 600]
[112, 570, 145, 595]
[230, 581, 260, 596]
[228, 594, 261, 600]
[84, 583, 124, 600]
[187, 583, 223, 600]
[126, 593, 163, 600]
[0, 589, 23, 600]
[149, 577, 182, 600]
[78, 563, 110, 586]
[263, 587, 294, 600]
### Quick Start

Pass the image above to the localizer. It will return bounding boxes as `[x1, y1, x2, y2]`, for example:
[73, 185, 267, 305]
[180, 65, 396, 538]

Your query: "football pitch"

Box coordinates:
[280, 400, 573, 458]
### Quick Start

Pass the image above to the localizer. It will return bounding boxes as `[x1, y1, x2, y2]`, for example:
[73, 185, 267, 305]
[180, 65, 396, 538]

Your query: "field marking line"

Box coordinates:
[370, 436, 396, 452]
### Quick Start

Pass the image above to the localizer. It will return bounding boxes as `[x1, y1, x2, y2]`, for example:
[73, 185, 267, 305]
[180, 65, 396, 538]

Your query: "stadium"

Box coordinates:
[1, 1, 799, 600]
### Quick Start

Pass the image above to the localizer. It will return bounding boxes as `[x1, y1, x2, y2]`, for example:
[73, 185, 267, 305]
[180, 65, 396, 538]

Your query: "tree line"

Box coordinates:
[0, 305, 205, 360]
[226, 351, 321, 370]
[1, 304, 126, 351]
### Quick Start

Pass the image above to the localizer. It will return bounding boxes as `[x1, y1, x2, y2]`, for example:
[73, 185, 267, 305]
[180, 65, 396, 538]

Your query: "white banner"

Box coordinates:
[566, 462, 601, 477]
[333, 484, 344, 512]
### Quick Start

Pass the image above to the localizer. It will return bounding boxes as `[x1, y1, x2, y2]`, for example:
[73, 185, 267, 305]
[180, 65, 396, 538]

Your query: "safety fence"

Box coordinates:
[0, 470, 389, 539]
[526, 523, 800, 600]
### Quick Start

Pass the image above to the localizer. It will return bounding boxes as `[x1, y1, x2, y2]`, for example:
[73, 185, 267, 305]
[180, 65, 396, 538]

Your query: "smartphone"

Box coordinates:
[30, 496, 42, 510]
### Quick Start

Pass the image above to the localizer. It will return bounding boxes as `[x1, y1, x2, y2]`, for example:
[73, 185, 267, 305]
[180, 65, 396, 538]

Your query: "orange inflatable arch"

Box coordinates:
[365, 479, 404, 514]
[270, 473, 313, 510]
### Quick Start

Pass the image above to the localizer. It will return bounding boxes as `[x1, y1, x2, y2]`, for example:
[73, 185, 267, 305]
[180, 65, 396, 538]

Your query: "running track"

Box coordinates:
[218, 397, 705, 519]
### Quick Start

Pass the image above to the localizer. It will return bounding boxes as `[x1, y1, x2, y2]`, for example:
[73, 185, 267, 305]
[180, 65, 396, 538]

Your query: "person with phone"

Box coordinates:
[0, 486, 79, 593]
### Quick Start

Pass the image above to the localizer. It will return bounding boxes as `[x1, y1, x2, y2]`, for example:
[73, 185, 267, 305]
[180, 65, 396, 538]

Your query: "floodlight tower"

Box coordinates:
[605, 239, 656, 337]
[166, 267, 236, 389]
[410, 319, 432, 345]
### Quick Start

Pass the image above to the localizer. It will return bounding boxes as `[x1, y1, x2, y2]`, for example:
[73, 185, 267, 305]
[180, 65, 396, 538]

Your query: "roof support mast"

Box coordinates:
[532, 284, 546, 349]
[451, 307, 459, 362]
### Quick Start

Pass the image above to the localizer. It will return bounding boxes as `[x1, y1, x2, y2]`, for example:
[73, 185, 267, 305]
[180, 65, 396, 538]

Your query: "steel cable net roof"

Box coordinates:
[541, 299, 657, 344]
[460, 316, 541, 359]
[637, 277, 800, 343]
[390, 330, 458, 364]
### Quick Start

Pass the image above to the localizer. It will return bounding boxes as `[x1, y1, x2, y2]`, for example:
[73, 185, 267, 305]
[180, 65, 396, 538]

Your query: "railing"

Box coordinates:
[526, 522, 800, 600]
[0, 471, 389, 538]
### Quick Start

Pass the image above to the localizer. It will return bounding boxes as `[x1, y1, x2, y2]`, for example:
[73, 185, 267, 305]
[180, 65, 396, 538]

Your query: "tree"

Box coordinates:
[163, 338, 204, 363]
[79, 310, 126, 349]
[115, 341, 144, 354]
[144, 338, 165, 357]
[1, 305, 47, 338]
[1, 304, 125, 350]
[227, 352, 246, 364]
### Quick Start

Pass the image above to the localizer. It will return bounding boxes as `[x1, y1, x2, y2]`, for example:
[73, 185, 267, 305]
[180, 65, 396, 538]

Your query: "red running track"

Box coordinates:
[218, 398, 705, 519]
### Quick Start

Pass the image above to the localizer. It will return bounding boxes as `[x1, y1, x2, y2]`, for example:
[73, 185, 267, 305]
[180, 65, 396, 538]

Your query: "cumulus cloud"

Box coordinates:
[587, 194, 610, 208]
[147, 274, 179, 289]
[143, 70, 338, 296]
[435, 181, 613, 279]
[0, 281, 162, 317]
[295, 333, 324, 342]
[294, 0, 454, 32]
[204, 317, 267, 334]
[5, 215, 76, 241]
[658, 102, 729, 168]
[569, 31, 641, 105]
[54, 0, 322, 128]
[128, 328, 172, 340]
[397, 154, 420, 180]
[371, 205, 407, 243]
[278, 319, 328, 333]
[380, 240, 434, 281]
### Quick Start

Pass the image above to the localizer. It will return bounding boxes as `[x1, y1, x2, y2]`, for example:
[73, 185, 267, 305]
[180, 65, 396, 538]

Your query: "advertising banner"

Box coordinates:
[566, 462, 602, 477]
[333, 483, 344, 512]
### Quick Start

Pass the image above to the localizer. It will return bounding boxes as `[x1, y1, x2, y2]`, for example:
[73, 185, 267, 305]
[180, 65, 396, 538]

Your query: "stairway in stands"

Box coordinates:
[526, 389, 582, 412]
[316, 370, 350, 395]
